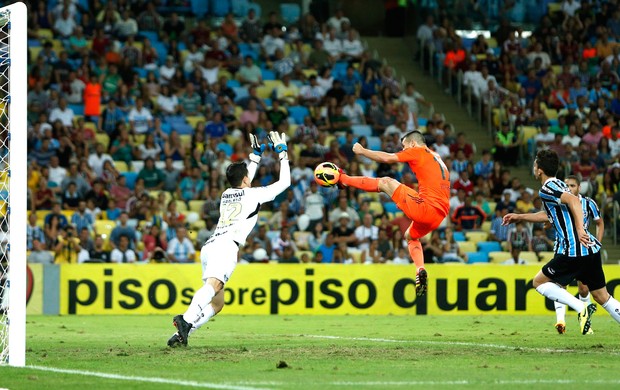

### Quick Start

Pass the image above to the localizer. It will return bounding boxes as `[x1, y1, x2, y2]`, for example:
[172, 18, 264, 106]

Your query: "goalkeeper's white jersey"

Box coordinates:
[206, 160, 290, 247]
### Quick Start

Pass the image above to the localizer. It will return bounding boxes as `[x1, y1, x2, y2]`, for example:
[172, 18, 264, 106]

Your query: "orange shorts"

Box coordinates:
[391, 184, 448, 239]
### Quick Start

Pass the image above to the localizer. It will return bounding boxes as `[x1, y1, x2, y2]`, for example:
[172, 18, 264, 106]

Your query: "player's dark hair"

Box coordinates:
[535, 149, 559, 177]
[401, 130, 426, 145]
[566, 174, 581, 183]
[226, 162, 248, 187]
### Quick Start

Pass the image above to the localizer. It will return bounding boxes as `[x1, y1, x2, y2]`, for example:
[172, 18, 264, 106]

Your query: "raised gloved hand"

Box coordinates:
[248, 133, 266, 164]
[268, 131, 288, 161]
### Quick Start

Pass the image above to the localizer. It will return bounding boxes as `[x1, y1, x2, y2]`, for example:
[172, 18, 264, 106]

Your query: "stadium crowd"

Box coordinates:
[24, 0, 615, 266]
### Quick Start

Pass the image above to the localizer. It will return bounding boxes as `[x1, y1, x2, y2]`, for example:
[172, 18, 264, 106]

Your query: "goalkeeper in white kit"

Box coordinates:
[168, 131, 290, 347]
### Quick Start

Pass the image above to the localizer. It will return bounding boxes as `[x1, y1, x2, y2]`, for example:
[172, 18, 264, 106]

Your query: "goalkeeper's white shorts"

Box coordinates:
[200, 240, 238, 284]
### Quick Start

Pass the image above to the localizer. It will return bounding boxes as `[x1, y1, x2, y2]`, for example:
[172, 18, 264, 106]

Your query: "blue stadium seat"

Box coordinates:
[231, 0, 249, 16]
[288, 106, 310, 125]
[356, 99, 367, 112]
[28, 39, 41, 47]
[69, 104, 84, 116]
[240, 48, 259, 61]
[332, 61, 349, 78]
[261, 69, 276, 81]
[211, 0, 230, 16]
[152, 41, 168, 64]
[477, 241, 502, 254]
[232, 86, 249, 103]
[352, 124, 372, 137]
[417, 118, 428, 126]
[383, 202, 399, 214]
[191, 0, 210, 17]
[263, 98, 272, 107]
[134, 67, 148, 79]
[453, 231, 466, 242]
[106, 208, 122, 221]
[280, 3, 301, 24]
[466, 252, 489, 263]
[217, 142, 233, 157]
[367, 136, 381, 150]
[140, 31, 160, 44]
[246, 2, 262, 18]
[122, 172, 138, 190]
[226, 79, 241, 88]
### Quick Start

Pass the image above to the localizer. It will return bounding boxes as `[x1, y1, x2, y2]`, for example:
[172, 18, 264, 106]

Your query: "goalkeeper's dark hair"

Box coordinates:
[226, 162, 249, 187]
[401, 130, 426, 145]
[535, 149, 559, 177]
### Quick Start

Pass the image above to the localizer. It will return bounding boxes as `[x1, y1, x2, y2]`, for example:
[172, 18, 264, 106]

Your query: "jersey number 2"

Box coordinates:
[222, 202, 242, 226]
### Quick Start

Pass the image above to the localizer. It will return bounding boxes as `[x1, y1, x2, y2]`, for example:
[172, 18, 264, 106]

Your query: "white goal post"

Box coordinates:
[0, 1, 27, 367]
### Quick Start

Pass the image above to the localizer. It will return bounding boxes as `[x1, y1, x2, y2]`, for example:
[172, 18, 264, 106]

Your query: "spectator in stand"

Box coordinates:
[110, 234, 137, 263]
[571, 151, 598, 178]
[474, 149, 494, 180]
[493, 121, 519, 166]
[308, 39, 332, 69]
[53, 225, 81, 264]
[400, 82, 431, 117]
[110, 212, 136, 250]
[167, 226, 195, 263]
[452, 196, 486, 231]
[354, 214, 379, 252]
[489, 207, 511, 243]
[507, 221, 532, 253]
[453, 171, 475, 196]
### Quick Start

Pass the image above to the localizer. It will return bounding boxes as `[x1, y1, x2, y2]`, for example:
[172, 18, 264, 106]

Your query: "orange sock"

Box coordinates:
[408, 239, 425, 271]
[340, 174, 380, 192]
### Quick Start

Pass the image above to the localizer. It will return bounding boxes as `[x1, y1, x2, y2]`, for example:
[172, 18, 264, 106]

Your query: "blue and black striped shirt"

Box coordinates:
[580, 195, 601, 230]
[539, 178, 601, 257]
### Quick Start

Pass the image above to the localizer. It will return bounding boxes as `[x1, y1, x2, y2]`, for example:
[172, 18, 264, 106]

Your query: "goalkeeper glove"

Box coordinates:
[268, 131, 288, 161]
[248, 133, 266, 164]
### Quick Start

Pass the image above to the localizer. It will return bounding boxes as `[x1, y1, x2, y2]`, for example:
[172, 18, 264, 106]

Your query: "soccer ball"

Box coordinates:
[314, 162, 341, 187]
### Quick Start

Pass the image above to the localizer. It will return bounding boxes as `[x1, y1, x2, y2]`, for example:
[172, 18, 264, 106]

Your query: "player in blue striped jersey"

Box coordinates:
[552, 175, 604, 334]
[503, 150, 620, 335]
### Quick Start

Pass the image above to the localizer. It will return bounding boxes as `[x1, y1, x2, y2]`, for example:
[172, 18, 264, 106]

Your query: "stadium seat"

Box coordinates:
[466, 252, 489, 263]
[352, 124, 372, 137]
[481, 221, 492, 233]
[186, 116, 206, 129]
[95, 133, 109, 150]
[257, 211, 272, 225]
[121, 172, 138, 190]
[465, 231, 488, 243]
[477, 241, 502, 254]
[453, 231, 466, 242]
[227, 79, 241, 88]
[191, 0, 210, 17]
[295, 250, 314, 262]
[368, 201, 384, 215]
[488, 251, 511, 264]
[140, 31, 160, 44]
[367, 136, 381, 150]
[233, 86, 249, 103]
[457, 241, 478, 252]
[231, 0, 249, 16]
[256, 85, 273, 99]
[106, 208, 122, 221]
[114, 161, 129, 172]
[288, 106, 310, 125]
[191, 219, 206, 230]
[211, 0, 230, 16]
[38, 28, 53, 40]
[417, 118, 428, 126]
[189, 200, 204, 213]
[94, 220, 116, 240]
[293, 231, 312, 249]
[217, 142, 233, 157]
[383, 202, 399, 214]
[69, 104, 84, 116]
[261, 69, 276, 81]
[175, 200, 188, 212]
[520, 251, 539, 264]
[538, 251, 554, 262]
[280, 3, 301, 24]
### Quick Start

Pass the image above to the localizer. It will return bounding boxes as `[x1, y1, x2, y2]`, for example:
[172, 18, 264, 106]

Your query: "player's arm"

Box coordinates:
[588, 198, 604, 242]
[560, 192, 592, 246]
[252, 132, 291, 203]
[352, 142, 399, 163]
[503, 211, 547, 225]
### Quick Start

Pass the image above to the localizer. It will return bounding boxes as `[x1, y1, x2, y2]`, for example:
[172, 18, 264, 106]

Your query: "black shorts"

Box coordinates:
[542, 251, 606, 291]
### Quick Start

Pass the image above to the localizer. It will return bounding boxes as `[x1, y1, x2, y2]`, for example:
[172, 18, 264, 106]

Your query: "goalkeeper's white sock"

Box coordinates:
[554, 301, 566, 324]
[188, 304, 216, 337]
[602, 295, 620, 324]
[183, 284, 216, 325]
[536, 282, 585, 312]
[579, 292, 591, 304]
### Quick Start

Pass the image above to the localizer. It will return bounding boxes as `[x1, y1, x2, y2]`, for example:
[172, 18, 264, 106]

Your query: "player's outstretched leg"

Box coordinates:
[404, 223, 427, 296]
[337, 170, 380, 192]
[172, 314, 192, 346]
[578, 304, 597, 335]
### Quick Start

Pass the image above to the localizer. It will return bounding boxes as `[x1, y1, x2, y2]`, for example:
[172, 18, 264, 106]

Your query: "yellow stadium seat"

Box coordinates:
[457, 241, 477, 253]
[134, 134, 146, 145]
[368, 201, 384, 216]
[293, 231, 312, 249]
[256, 85, 273, 99]
[548, 3, 561, 13]
[263, 80, 282, 90]
[94, 220, 116, 240]
[149, 190, 172, 204]
[481, 221, 492, 233]
[217, 69, 233, 81]
[175, 200, 188, 212]
[545, 108, 558, 120]
[30, 46, 43, 60]
[179, 135, 192, 150]
[84, 122, 97, 133]
[36, 210, 49, 221]
[489, 251, 511, 264]
[324, 135, 336, 147]
[465, 231, 489, 243]
[520, 251, 539, 264]
[487, 37, 497, 48]
[38, 29, 53, 40]
[288, 123, 297, 137]
[258, 211, 272, 225]
[302, 69, 318, 78]
[350, 250, 362, 263]
[538, 251, 554, 262]
[234, 105, 243, 117]
[487, 202, 497, 214]
[190, 219, 206, 230]
[114, 161, 128, 172]
[186, 116, 206, 129]
[520, 126, 538, 144]
[188, 229, 198, 243]
[188, 200, 204, 213]
[61, 210, 73, 221]
[551, 65, 562, 75]
[180, 49, 190, 63]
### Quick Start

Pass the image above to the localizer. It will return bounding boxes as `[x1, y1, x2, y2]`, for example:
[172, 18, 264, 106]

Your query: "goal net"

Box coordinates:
[0, 2, 27, 367]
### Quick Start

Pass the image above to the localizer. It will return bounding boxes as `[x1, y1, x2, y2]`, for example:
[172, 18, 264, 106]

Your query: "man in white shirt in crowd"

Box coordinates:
[128, 97, 154, 134]
[304, 181, 325, 229]
[159, 56, 177, 84]
[342, 94, 366, 125]
[66, 71, 86, 104]
[355, 213, 379, 251]
[416, 15, 436, 46]
[49, 98, 75, 128]
[110, 235, 137, 263]
[399, 82, 431, 117]
[341, 29, 364, 61]
[53, 8, 77, 39]
[167, 226, 196, 263]
[88, 142, 114, 177]
[261, 27, 285, 60]
[114, 9, 139, 40]
[48, 156, 67, 190]
[327, 9, 350, 34]
[534, 122, 555, 150]
[323, 28, 343, 60]
[329, 196, 360, 229]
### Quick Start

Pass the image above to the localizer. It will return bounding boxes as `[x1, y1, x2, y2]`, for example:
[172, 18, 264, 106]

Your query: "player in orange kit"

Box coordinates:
[337, 130, 451, 296]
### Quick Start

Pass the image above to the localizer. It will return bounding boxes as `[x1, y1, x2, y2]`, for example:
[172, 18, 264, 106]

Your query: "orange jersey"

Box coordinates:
[396, 146, 451, 214]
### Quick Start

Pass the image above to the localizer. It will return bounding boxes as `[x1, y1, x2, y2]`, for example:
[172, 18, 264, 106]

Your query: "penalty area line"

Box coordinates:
[26, 365, 269, 390]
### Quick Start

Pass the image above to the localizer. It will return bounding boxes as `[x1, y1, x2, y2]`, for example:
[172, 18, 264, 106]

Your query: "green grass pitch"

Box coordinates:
[1, 315, 620, 389]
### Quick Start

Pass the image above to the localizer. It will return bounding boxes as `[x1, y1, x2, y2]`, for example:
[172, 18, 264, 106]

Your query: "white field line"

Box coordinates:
[331, 379, 620, 386]
[26, 365, 269, 390]
[296, 334, 620, 355]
